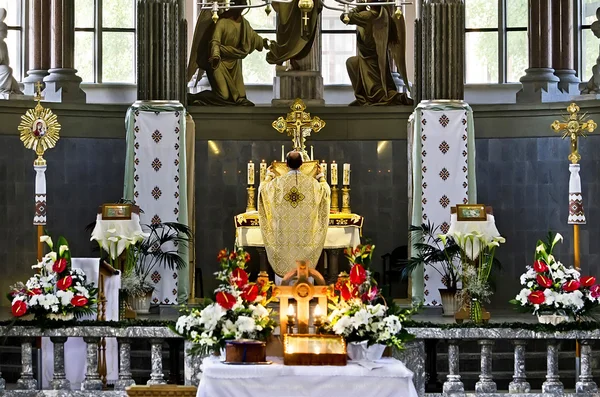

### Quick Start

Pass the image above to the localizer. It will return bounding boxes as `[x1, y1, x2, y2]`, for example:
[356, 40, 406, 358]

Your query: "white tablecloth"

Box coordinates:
[196, 356, 418, 397]
[236, 226, 361, 249]
[42, 258, 120, 389]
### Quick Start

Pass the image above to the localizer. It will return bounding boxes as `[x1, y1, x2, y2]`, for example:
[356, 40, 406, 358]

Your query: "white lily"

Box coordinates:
[106, 228, 117, 235]
[59, 245, 69, 256]
[439, 234, 448, 245]
[487, 241, 500, 249]
[493, 236, 506, 244]
[552, 233, 563, 249]
[40, 235, 53, 249]
[536, 244, 546, 254]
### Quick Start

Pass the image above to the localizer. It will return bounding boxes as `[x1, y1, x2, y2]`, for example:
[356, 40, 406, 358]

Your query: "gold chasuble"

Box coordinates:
[258, 170, 330, 276]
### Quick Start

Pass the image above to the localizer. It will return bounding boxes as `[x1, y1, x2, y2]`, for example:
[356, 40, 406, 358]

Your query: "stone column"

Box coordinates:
[509, 340, 531, 393]
[415, 0, 465, 102]
[23, 0, 52, 94]
[542, 340, 564, 394]
[16, 339, 37, 390]
[442, 340, 464, 394]
[475, 340, 496, 393]
[49, 337, 70, 390]
[516, 0, 563, 102]
[552, 0, 579, 95]
[272, 20, 324, 106]
[576, 340, 598, 393]
[114, 338, 135, 390]
[82, 337, 103, 391]
[43, 0, 86, 102]
[147, 339, 166, 385]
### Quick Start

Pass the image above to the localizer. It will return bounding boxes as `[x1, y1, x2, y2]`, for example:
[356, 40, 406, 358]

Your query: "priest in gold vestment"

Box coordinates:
[258, 152, 330, 276]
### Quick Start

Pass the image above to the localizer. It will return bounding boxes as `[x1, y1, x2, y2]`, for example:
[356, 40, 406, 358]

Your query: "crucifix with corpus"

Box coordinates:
[272, 98, 326, 161]
[275, 261, 331, 334]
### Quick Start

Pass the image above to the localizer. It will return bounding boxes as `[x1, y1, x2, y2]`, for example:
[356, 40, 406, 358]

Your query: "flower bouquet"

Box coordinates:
[7, 236, 98, 321]
[510, 232, 599, 323]
[324, 244, 415, 361]
[175, 248, 277, 356]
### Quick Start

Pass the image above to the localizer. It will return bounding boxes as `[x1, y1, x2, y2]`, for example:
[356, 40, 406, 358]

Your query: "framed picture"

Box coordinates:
[456, 204, 487, 221]
[101, 204, 132, 220]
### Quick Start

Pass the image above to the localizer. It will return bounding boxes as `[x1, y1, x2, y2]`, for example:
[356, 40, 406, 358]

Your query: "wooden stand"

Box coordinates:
[454, 304, 491, 324]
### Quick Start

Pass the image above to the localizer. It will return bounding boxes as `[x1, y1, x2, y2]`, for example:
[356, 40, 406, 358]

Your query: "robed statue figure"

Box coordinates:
[187, 1, 269, 106]
[258, 152, 330, 276]
[342, 4, 412, 106]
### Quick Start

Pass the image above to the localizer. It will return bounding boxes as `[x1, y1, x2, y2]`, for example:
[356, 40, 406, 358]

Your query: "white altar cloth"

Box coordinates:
[196, 356, 418, 397]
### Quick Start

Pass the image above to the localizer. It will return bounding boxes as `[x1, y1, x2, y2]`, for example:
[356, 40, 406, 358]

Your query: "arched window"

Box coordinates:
[241, 6, 276, 85]
[1, 0, 24, 81]
[321, 7, 355, 85]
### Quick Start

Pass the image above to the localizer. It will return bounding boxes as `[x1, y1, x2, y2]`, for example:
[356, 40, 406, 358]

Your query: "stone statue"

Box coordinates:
[187, 1, 269, 106]
[266, 0, 322, 68]
[0, 8, 22, 95]
[581, 7, 600, 95]
[342, 4, 411, 106]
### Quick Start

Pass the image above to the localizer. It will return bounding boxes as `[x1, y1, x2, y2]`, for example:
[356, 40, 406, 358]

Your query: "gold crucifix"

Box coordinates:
[272, 98, 326, 160]
[551, 103, 597, 164]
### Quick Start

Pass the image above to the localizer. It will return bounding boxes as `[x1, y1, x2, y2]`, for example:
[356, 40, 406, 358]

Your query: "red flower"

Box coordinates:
[591, 285, 600, 298]
[362, 285, 378, 302]
[244, 253, 251, 263]
[563, 280, 581, 292]
[216, 291, 236, 309]
[533, 260, 548, 273]
[581, 276, 596, 287]
[57, 275, 73, 291]
[536, 274, 553, 289]
[528, 291, 545, 305]
[349, 264, 367, 285]
[11, 300, 27, 317]
[241, 284, 259, 302]
[231, 268, 249, 288]
[27, 288, 42, 296]
[217, 249, 228, 261]
[339, 283, 352, 301]
[71, 295, 88, 307]
[52, 258, 67, 273]
[229, 252, 237, 261]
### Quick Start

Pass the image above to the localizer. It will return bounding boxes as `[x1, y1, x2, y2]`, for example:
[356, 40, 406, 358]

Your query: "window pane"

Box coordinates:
[465, 31, 498, 83]
[507, 30, 527, 82]
[465, 0, 497, 29]
[322, 6, 354, 31]
[75, 31, 95, 82]
[5, 29, 21, 80]
[506, 0, 527, 28]
[582, 28, 598, 82]
[0, 0, 20, 26]
[322, 32, 355, 85]
[583, 0, 600, 25]
[103, 32, 135, 82]
[75, 0, 95, 28]
[103, 0, 135, 29]
[243, 7, 275, 30]
[243, 33, 275, 84]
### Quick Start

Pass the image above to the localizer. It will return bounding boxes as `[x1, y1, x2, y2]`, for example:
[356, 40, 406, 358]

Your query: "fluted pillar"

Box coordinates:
[516, 0, 563, 102]
[552, 0, 579, 95]
[272, 20, 324, 106]
[23, 0, 52, 94]
[43, 0, 86, 102]
[415, 0, 465, 102]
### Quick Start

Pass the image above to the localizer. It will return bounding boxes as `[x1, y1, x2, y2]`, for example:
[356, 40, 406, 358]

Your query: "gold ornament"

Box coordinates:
[551, 103, 596, 164]
[18, 82, 61, 166]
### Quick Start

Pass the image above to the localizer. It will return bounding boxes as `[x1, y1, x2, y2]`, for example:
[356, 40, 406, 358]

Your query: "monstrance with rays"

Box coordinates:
[18, 82, 61, 260]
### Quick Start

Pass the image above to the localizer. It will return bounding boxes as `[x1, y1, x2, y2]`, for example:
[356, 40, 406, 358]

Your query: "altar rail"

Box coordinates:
[0, 325, 597, 396]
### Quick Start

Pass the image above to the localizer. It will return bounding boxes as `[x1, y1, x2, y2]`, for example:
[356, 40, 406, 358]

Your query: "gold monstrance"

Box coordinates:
[18, 82, 61, 260]
[272, 98, 326, 161]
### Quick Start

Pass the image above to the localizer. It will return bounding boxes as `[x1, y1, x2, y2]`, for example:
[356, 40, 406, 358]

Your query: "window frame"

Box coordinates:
[3, 0, 27, 81]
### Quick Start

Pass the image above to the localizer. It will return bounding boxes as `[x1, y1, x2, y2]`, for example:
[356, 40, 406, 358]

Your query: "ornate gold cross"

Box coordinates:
[272, 98, 326, 160]
[551, 103, 597, 164]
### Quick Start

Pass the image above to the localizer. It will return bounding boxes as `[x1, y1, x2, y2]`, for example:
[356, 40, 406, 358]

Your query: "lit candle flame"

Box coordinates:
[314, 305, 322, 318]
[287, 304, 295, 316]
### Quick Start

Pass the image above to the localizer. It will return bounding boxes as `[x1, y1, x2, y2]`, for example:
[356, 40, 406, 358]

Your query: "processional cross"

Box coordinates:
[551, 103, 597, 164]
[272, 98, 326, 160]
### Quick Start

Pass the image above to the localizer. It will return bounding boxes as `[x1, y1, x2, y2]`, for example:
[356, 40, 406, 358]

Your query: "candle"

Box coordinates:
[321, 161, 327, 181]
[287, 304, 295, 317]
[281, 145, 285, 162]
[343, 163, 350, 186]
[260, 160, 267, 183]
[247, 161, 255, 185]
[330, 161, 338, 185]
[311, 146, 314, 161]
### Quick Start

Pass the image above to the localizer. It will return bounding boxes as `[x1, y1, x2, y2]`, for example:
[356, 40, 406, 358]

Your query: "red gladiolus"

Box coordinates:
[528, 291, 545, 305]
[340, 283, 352, 301]
[241, 284, 259, 302]
[231, 268, 249, 288]
[533, 260, 548, 273]
[216, 291, 236, 309]
[349, 264, 367, 285]
[71, 295, 88, 307]
[217, 249, 228, 261]
[581, 276, 596, 287]
[11, 300, 27, 317]
[57, 275, 73, 291]
[563, 280, 581, 292]
[27, 288, 42, 296]
[536, 274, 553, 289]
[591, 285, 600, 298]
[53, 258, 67, 273]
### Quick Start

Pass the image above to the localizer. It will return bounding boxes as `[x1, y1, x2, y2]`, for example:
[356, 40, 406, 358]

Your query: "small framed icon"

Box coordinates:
[101, 204, 132, 220]
[456, 204, 487, 222]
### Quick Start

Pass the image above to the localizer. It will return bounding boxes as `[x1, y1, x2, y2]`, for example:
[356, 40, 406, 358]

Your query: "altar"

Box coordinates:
[196, 356, 419, 397]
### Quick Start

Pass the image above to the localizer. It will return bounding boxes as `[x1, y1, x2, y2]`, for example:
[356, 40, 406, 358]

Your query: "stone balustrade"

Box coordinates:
[0, 324, 597, 396]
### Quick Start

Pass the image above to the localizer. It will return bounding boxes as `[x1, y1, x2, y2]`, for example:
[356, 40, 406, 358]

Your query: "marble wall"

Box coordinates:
[1, 133, 599, 308]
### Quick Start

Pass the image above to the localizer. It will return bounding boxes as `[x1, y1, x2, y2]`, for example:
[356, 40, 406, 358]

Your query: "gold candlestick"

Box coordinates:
[246, 185, 256, 212]
[331, 186, 339, 213]
[341, 186, 351, 214]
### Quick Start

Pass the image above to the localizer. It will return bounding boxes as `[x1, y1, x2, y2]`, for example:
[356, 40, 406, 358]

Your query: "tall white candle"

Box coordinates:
[321, 161, 327, 181]
[330, 161, 338, 185]
[281, 145, 285, 162]
[343, 163, 350, 186]
[247, 161, 255, 185]
[259, 160, 267, 183]
[311, 146, 314, 161]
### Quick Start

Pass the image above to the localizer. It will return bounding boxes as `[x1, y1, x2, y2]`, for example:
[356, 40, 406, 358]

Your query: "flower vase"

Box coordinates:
[347, 341, 386, 361]
[47, 313, 75, 321]
[470, 298, 483, 324]
[537, 311, 570, 325]
[128, 291, 153, 314]
[439, 289, 459, 316]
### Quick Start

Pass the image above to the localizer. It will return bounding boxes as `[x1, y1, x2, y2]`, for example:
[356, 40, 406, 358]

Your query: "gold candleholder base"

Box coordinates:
[341, 186, 351, 214]
[246, 186, 256, 212]
[331, 185, 339, 213]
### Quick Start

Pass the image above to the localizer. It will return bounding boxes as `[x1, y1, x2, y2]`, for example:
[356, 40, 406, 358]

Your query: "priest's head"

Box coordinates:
[286, 151, 303, 170]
